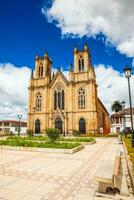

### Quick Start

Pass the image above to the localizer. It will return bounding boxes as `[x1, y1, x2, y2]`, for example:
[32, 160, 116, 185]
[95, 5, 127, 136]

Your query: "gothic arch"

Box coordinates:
[55, 117, 63, 133]
[53, 84, 65, 110]
[79, 118, 86, 134]
[36, 92, 42, 111]
[35, 119, 41, 134]
[38, 64, 43, 78]
[78, 87, 85, 109]
[78, 56, 84, 72]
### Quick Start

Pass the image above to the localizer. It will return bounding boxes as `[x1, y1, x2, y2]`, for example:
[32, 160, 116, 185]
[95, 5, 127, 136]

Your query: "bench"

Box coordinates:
[94, 150, 129, 195]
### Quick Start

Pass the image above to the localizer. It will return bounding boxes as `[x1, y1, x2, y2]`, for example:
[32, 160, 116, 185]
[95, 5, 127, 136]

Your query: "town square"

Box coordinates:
[0, 0, 134, 199]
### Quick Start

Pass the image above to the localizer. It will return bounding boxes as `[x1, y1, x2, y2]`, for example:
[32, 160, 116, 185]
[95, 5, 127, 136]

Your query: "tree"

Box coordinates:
[111, 101, 122, 112]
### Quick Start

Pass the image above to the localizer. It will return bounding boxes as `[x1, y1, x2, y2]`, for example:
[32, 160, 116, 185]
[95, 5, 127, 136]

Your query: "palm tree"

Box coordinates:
[111, 101, 122, 112]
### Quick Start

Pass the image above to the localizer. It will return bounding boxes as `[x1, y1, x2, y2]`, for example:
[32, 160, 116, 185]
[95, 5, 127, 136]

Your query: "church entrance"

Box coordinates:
[35, 119, 40, 134]
[55, 117, 62, 133]
[79, 118, 86, 134]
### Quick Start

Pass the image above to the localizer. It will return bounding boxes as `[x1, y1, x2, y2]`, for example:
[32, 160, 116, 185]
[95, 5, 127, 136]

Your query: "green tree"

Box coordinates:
[111, 101, 122, 112]
[45, 128, 60, 143]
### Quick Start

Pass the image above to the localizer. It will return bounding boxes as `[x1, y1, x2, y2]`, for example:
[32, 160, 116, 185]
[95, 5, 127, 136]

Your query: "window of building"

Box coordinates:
[54, 91, 57, 110]
[54, 86, 65, 110]
[35, 119, 41, 134]
[126, 117, 130, 122]
[79, 118, 86, 133]
[38, 65, 43, 78]
[62, 90, 65, 109]
[36, 93, 42, 111]
[78, 88, 85, 109]
[115, 117, 119, 124]
[4, 122, 9, 127]
[78, 57, 84, 72]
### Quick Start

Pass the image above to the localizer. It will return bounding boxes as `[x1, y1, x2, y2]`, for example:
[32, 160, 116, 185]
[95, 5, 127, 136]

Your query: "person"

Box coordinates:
[118, 131, 123, 144]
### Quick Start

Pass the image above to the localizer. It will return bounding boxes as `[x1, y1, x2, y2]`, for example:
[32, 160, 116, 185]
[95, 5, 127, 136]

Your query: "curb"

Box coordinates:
[123, 140, 134, 192]
[0, 144, 84, 154]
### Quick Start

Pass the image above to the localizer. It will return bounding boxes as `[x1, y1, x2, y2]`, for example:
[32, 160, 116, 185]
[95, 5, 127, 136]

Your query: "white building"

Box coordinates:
[110, 108, 134, 133]
[0, 120, 27, 135]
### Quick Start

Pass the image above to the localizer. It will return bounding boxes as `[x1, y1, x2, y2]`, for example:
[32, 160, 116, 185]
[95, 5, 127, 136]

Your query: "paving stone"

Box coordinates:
[0, 138, 133, 200]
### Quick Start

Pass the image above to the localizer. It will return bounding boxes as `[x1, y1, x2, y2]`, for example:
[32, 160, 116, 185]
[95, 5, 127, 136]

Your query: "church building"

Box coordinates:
[27, 44, 110, 135]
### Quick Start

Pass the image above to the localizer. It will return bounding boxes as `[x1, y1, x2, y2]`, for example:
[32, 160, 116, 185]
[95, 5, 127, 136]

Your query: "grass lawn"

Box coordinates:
[0, 138, 80, 149]
[0, 136, 95, 149]
[7, 136, 95, 143]
[124, 137, 134, 169]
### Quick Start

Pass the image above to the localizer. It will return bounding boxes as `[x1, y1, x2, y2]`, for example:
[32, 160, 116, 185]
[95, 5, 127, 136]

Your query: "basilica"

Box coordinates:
[27, 44, 110, 135]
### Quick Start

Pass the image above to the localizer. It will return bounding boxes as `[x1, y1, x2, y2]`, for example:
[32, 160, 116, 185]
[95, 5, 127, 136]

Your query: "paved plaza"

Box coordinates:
[0, 138, 133, 200]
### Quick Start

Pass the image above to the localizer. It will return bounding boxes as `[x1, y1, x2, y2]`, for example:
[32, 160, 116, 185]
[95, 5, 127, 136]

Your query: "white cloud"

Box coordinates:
[95, 64, 134, 113]
[42, 0, 134, 59]
[0, 63, 31, 120]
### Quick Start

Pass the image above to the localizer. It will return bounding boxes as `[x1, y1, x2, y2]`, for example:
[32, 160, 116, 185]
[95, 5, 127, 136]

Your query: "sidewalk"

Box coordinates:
[0, 138, 133, 200]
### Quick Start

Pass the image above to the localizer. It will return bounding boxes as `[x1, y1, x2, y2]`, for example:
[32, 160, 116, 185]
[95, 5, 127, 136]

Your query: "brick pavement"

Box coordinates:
[0, 138, 133, 200]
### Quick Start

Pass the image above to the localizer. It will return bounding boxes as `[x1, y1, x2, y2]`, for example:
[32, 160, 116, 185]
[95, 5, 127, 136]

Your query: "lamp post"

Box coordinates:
[121, 100, 126, 133]
[17, 115, 22, 136]
[124, 65, 134, 147]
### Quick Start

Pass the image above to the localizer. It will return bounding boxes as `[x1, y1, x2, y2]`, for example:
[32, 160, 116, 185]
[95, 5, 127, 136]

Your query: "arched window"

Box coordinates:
[79, 59, 81, 71]
[36, 93, 42, 111]
[54, 86, 65, 110]
[79, 57, 84, 72]
[58, 92, 61, 109]
[39, 65, 43, 78]
[82, 59, 84, 71]
[35, 119, 40, 134]
[41, 66, 43, 77]
[79, 118, 86, 133]
[62, 90, 64, 109]
[54, 91, 57, 110]
[78, 88, 85, 109]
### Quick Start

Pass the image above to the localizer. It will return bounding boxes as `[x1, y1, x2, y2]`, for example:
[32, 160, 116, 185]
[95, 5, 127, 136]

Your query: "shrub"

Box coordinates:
[45, 128, 60, 143]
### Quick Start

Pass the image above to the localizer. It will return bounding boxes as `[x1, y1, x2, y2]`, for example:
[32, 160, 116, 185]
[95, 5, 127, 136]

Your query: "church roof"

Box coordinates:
[98, 98, 109, 115]
[50, 69, 69, 87]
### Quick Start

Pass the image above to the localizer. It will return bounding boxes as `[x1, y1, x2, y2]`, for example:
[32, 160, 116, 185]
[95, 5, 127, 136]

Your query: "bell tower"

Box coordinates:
[74, 44, 92, 73]
[35, 52, 52, 82]
[70, 44, 95, 82]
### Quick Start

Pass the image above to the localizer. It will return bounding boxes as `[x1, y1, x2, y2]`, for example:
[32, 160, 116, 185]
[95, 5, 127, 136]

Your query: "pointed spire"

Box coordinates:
[70, 64, 73, 72]
[74, 47, 77, 53]
[44, 52, 48, 58]
[84, 43, 88, 51]
[35, 53, 39, 60]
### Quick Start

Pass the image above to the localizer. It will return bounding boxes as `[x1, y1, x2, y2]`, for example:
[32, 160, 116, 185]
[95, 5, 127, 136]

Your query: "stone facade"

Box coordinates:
[27, 44, 110, 135]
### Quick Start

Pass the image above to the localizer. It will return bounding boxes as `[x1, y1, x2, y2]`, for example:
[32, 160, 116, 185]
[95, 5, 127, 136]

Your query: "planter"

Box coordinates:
[0, 144, 84, 154]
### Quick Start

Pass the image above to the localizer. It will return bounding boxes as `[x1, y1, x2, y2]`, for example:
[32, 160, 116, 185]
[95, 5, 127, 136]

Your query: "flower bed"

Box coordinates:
[7, 136, 95, 143]
[0, 138, 80, 149]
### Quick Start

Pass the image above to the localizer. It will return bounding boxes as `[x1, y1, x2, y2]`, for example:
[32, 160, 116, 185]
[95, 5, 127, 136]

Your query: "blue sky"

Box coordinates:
[0, 0, 134, 119]
[0, 0, 132, 71]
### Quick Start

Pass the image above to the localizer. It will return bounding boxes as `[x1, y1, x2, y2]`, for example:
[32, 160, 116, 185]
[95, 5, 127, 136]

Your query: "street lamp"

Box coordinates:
[17, 114, 22, 136]
[124, 65, 134, 147]
[121, 100, 126, 133]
